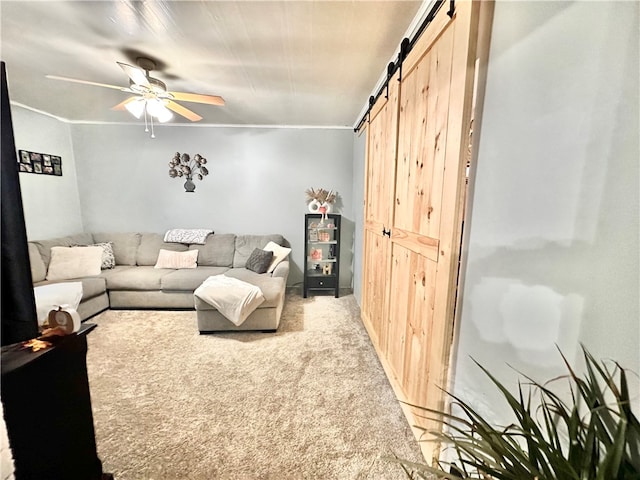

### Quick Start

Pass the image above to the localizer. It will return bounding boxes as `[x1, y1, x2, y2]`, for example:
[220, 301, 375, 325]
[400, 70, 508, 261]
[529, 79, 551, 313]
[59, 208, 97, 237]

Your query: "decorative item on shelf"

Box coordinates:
[319, 231, 330, 242]
[310, 248, 322, 261]
[322, 264, 332, 275]
[309, 228, 318, 242]
[168, 152, 209, 192]
[328, 245, 336, 259]
[306, 188, 337, 223]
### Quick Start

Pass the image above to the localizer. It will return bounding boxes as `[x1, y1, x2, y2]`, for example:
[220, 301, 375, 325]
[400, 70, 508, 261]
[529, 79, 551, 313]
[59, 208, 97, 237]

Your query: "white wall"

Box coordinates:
[12, 106, 83, 239]
[452, 0, 639, 424]
[70, 123, 355, 288]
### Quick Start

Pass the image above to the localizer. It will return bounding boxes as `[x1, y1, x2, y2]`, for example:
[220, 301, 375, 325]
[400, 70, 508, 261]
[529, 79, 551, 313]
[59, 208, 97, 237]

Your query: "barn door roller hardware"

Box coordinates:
[354, 0, 455, 132]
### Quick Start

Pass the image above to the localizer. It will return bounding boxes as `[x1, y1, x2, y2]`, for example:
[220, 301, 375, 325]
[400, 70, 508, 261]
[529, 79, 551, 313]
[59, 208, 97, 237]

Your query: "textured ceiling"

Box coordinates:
[1, 0, 424, 127]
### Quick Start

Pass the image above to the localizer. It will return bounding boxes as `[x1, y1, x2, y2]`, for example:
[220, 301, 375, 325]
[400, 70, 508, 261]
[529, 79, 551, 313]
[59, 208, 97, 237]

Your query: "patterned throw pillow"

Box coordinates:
[245, 248, 274, 274]
[94, 242, 116, 269]
[72, 242, 116, 269]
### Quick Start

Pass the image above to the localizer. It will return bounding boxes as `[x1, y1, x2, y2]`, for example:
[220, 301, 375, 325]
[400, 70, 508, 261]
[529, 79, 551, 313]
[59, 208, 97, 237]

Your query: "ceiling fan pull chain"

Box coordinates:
[144, 106, 149, 134]
[150, 112, 155, 138]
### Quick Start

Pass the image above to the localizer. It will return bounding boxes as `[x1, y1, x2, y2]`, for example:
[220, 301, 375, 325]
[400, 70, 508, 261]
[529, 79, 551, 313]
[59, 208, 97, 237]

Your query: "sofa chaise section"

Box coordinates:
[195, 253, 289, 333]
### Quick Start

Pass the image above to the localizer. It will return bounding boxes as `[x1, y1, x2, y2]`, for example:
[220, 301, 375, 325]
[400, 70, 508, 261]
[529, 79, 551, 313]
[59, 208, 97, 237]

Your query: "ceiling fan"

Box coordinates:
[47, 57, 224, 135]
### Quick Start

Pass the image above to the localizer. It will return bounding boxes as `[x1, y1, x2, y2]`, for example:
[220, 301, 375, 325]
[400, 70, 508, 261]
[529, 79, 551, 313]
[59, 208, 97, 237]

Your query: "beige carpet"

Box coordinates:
[86, 293, 423, 479]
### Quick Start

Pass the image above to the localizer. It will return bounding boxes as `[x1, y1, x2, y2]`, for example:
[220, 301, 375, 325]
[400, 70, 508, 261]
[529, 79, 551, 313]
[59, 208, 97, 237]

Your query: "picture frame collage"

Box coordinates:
[18, 150, 62, 176]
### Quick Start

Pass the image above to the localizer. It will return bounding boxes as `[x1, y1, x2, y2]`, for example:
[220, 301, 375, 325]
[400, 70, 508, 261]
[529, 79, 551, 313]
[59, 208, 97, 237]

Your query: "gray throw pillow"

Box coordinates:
[245, 248, 273, 274]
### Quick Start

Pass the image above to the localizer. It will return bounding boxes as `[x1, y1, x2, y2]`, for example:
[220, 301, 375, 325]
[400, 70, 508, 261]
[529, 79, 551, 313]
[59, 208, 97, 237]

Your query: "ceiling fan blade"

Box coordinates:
[169, 92, 225, 106]
[111, 97, 138, 111]
[117, 62, 149, 87]
[46, 75, 128, 91]
[165, 100, 202, 122]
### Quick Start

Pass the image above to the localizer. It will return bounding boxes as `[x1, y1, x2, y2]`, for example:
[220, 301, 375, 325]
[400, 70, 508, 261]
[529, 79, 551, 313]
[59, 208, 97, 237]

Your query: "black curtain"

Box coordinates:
[1, 61, 38, 345]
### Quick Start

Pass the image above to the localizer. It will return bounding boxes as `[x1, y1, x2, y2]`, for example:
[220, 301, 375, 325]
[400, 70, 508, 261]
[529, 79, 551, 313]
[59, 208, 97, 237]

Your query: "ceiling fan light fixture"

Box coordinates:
[47, 58, 223, 133]
[146, 98, 173, 123]
[124, 98, 145, 119]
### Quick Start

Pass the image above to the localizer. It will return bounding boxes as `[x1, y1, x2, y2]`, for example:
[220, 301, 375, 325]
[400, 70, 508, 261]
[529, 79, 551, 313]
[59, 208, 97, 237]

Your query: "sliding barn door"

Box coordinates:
[361, 1, 483, 462]
[361, 74, 399, 354]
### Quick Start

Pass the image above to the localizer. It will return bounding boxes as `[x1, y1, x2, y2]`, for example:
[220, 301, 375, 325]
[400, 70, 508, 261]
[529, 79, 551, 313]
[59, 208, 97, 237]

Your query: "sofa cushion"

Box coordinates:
[97, 265, 135, 279]
[161, 267, 230, 291]
[188, 233, 235, 267]
[28, 242, 47, 283]
[104, 266, 173, 291]
[32, 233, 95, 268]
[93, 232, 141, 266]
[137, 233, 188, 266]
[233, 234, 284, 268]
[245, 248, 273, 274]
[154, 249, 198, 269]
[76, 277, 107, 299]
[46, 246, 103, 281]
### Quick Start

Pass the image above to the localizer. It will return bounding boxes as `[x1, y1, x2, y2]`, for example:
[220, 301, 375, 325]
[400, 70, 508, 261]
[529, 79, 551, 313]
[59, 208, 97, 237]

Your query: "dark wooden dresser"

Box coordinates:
[1, 324, 108, 480]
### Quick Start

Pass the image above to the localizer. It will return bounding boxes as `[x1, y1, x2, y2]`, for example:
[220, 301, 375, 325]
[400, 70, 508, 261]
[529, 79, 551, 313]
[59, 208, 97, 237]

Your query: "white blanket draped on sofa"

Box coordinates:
[194, 275, 265, 326]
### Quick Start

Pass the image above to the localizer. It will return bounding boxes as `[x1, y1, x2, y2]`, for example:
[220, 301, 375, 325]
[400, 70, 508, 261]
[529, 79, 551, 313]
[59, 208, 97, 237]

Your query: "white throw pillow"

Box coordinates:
[154, 249, 198, 269]
[262, 241, 291, 273]
[46, 246, 103, 281]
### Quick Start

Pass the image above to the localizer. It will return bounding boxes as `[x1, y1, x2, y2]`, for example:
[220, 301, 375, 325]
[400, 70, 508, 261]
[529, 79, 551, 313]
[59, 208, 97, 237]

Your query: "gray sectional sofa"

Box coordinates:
[28, 232, 290, 332]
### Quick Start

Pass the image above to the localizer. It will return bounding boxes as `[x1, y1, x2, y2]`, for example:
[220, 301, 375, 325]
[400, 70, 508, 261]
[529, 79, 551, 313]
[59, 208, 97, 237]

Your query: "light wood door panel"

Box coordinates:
[362, 73, 400, 347]
[388, 3, 482, 457]
[364, 76, 399, 231]
[361, 228, 392, 353]
[402, 247, 438, 407]
[390, 10, 458, 411]
[395, 23, 453, 242]
[360, 0, 486, 463]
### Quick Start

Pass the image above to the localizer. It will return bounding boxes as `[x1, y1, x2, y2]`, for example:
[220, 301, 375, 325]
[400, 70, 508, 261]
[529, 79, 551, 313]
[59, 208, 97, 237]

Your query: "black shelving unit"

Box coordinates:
[303, 213, 340, 298]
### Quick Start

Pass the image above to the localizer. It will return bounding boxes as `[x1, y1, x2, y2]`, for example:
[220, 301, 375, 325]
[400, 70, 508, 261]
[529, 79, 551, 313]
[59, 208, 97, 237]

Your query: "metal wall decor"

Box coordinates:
[17, 150, 62, 176]
[168, 152, 209, 192]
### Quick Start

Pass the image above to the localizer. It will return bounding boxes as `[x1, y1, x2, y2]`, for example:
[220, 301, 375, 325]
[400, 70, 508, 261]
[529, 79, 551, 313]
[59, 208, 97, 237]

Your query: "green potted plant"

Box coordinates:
[390, 347, 640, 479]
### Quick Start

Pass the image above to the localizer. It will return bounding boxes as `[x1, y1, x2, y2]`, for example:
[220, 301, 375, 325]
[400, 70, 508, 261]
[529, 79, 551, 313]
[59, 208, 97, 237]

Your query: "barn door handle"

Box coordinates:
[382, 228, 391, 238]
